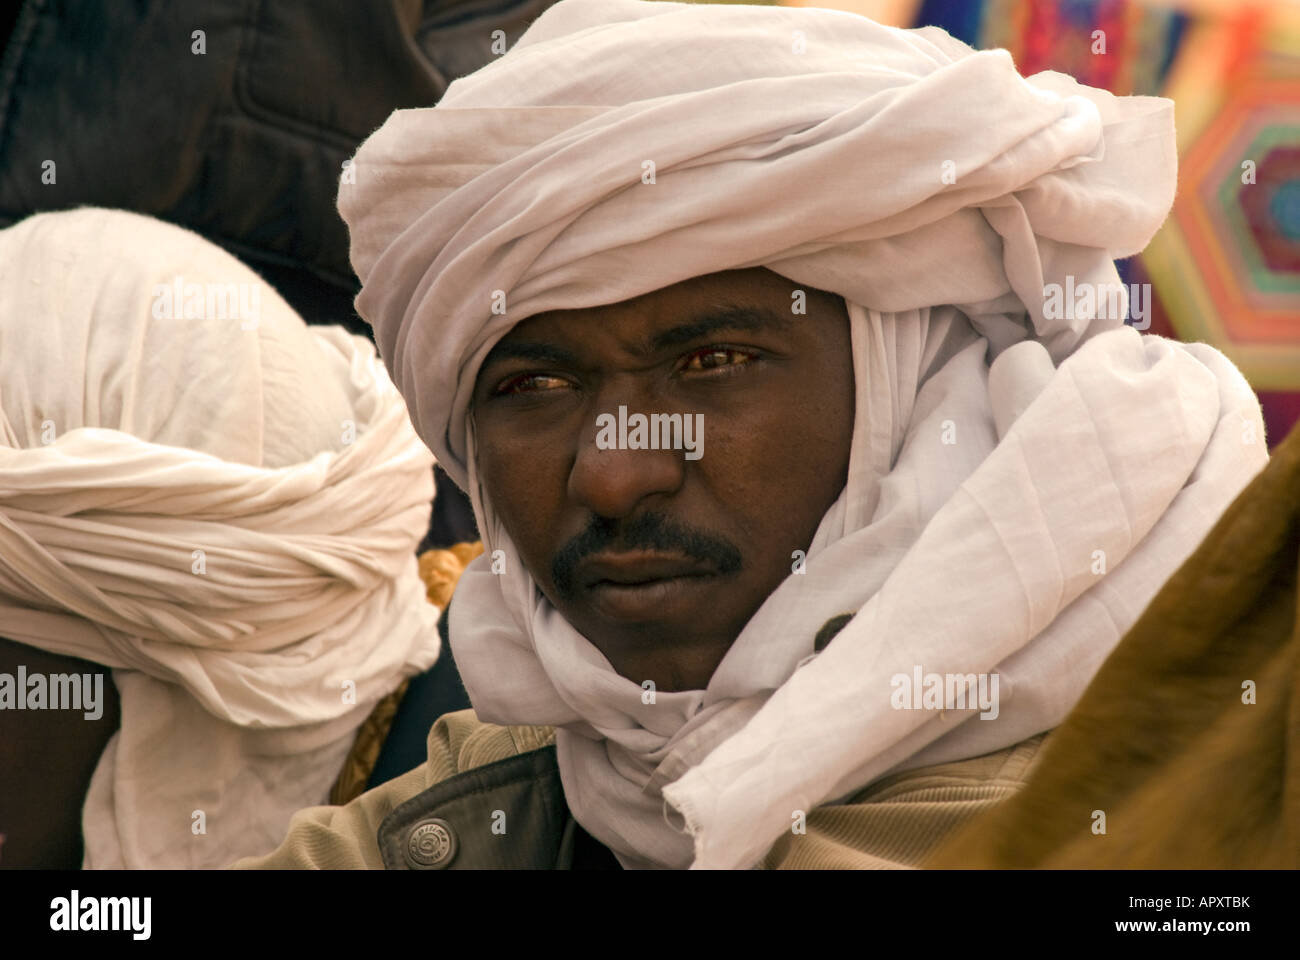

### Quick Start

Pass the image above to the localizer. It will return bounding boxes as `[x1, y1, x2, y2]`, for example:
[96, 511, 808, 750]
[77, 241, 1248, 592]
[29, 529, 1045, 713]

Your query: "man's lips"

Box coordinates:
[578, 551, 716, 587]
[577, 552, 721, 621]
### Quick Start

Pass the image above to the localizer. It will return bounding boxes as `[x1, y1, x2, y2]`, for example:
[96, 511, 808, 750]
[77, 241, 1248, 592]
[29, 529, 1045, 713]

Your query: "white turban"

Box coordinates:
[0, 207, 442, 868]
[339, 0, 1269, 869]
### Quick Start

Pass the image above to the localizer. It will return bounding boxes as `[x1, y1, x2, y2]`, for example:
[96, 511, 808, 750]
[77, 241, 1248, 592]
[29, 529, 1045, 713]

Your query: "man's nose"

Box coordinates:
[568, 402, 688, 519]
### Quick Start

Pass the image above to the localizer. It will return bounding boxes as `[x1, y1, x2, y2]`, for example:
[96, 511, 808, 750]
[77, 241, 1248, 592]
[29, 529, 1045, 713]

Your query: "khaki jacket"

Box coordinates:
[234, 709, 1049, 870]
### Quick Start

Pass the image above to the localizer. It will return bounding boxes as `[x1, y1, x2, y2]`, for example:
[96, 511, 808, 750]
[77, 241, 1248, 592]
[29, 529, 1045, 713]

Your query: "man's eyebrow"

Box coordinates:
[645, 304, 791, 353]
[479, 303, 791, 374]
[480, 340, 580, 370]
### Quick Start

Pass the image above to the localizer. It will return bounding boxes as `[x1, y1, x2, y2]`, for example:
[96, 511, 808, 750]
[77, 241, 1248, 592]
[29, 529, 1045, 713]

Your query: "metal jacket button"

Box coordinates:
[405, 817, 457, 869]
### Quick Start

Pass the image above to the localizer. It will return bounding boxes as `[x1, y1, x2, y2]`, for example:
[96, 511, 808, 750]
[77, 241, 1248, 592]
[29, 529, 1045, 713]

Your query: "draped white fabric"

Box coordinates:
[339, 0, 1269, 868]
[0, 208, 442, 867]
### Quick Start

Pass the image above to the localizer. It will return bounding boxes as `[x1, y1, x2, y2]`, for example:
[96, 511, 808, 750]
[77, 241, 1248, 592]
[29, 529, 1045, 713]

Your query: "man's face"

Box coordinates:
[470, 267, 855, 692]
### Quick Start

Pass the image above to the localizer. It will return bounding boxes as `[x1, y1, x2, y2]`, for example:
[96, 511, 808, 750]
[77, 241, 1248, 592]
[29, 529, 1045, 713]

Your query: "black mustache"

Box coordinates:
[551, 512, 742, 600]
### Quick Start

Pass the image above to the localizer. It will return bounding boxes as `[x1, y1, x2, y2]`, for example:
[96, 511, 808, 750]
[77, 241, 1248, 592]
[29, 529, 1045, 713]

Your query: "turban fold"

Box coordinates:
[340, 0, 1268, 868]
[342, 0, 1175, 490]
[0, 208, 441, 868]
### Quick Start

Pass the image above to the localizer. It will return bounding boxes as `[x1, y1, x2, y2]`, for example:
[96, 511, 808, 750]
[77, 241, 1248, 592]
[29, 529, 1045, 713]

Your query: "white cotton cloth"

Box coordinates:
[0, 208, 442, 868]
[338, 0, 1270, 869]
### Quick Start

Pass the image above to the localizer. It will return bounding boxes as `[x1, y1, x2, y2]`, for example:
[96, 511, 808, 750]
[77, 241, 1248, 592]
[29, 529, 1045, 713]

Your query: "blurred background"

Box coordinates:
[2, 0, 1296, 560]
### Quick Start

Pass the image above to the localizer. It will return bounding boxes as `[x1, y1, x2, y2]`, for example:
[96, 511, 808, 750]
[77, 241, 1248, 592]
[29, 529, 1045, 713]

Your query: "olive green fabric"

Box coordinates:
[233, 709, 1049, 869]
[765, 732, 1047, 869]
[232, 710, 555, 869]
[925, 423, 1300, 869]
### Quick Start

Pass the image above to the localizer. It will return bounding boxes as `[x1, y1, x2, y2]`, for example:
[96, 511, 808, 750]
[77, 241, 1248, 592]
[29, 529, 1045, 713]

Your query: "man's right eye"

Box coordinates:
[492, 373, 572, 396]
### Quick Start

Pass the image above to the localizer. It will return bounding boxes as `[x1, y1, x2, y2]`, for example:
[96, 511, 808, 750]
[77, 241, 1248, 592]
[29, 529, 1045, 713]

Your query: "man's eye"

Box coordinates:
[681, 347, 757, 373]
[493, 373, 572, 396]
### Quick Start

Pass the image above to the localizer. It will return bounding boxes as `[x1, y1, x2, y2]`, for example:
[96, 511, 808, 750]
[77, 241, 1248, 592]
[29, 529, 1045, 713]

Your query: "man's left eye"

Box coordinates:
[681, 347, 757, 373]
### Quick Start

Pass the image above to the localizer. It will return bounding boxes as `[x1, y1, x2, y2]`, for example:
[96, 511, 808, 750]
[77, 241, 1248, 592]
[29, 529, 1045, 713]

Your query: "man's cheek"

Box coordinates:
[481, 468, 543, 545]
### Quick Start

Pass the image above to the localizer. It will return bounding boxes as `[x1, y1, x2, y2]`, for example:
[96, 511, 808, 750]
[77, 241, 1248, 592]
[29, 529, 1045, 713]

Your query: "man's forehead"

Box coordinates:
[483, 267, 802, 357]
